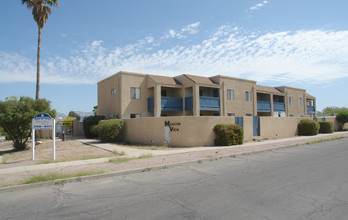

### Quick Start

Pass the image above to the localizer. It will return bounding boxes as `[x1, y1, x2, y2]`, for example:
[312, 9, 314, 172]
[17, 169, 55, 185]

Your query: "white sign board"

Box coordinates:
[31, 113, 56, 160]
[32, 113, 54, 130]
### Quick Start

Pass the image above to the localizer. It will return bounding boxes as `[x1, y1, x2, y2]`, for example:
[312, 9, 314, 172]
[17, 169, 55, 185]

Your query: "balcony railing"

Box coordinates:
[200, 96, 220, 111]
[307, 106, 315, 115]
[185, 97, 193, 111]
[273, 102, 285, 112]
[148, 97, 183, 112]
[184, 96, 220, 111]
[257, 101, 271, 112]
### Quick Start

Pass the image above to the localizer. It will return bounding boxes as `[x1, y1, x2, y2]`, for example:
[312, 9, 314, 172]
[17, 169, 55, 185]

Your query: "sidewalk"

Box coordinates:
[1, 132, 348, 191]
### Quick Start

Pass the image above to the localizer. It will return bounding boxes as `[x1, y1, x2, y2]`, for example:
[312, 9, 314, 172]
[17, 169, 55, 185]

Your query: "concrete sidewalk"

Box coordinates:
[1, 131, 347, 176]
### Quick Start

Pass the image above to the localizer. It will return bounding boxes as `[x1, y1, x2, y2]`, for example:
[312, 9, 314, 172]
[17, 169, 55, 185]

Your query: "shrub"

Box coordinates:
[336, 111, 348, 130]
[213, 124, 243, 146]
[83, 115, 105, 138]
[298, 119, 320, 136]
[319, 121, 334, 133]
[90, 125, 98, 137]
[97, 119, 124, 143]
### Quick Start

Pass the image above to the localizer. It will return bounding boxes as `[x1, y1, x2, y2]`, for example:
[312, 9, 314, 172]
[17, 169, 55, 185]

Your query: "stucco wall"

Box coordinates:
[123, 116, 342, 147]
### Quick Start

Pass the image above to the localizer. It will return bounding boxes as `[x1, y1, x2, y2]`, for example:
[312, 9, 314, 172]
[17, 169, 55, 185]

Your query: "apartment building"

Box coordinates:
[98, 71, 316, 119]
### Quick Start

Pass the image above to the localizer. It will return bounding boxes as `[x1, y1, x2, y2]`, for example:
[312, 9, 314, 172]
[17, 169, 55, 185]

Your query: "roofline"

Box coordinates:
[275, 86, 306, 92]
[147, 75, 183, 88]
[212, 75, 257, 84]
[97, 71, 147, 84]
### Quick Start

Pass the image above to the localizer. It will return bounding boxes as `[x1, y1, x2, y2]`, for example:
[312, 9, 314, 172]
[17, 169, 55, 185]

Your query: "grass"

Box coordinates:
[109, 154, 153, 164]
[0, 184, 15, 188]
[0, 155, 9, 164]
[306, 136, 347, 145]
[112, 150, 125, 156]
[109, 157, 135, 164]
[22, 170, 107, 184]
[38, 155, 111, 164]
[137, 154, 153, 159]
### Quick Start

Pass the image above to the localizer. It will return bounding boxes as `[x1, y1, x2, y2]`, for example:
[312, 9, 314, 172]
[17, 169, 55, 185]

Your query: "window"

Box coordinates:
[227, 89, 234, 100]
[299, 98, 303, 106]
[130, 113, 141, 118]
[130, 87, 141, 99]
[227, 113, 235, 116]
[111, 88, 116, 95]
[245, 91, 251, 102]
[246, 113, 252, 116]
[289, 97, 293, 105]
[161, 90, 167, 97]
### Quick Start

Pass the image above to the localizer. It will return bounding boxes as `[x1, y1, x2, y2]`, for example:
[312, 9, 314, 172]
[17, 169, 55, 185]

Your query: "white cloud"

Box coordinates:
[164, 22, 200, 39]
[250, 0, 268, 10]
[1, 26, 348, 85]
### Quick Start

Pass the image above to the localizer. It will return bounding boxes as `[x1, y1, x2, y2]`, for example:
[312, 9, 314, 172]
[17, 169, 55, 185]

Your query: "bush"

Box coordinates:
[213, 124, 243, 146]
[90, 125, 98, 137]
[298, 119, 320, 136]
[319, 121, 334, 133]
[83, 115, 105, 138]
[97, 119, 124, 143]
[336, 111, 348, 130]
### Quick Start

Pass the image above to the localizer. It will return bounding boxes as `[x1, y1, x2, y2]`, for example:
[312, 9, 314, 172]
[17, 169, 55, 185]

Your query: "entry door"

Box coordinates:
[253, 116, 260, 136]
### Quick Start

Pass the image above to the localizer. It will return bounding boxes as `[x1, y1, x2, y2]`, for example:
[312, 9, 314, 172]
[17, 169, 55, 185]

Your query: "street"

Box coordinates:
[1, 138, 348, 220]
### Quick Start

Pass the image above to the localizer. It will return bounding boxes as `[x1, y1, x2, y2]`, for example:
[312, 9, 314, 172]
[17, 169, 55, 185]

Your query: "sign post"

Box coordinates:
[32, 113, 56, 160]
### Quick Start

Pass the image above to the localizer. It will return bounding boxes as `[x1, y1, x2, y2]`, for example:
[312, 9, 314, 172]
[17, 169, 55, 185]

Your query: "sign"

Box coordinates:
[32, 113, 54, 130]
[31, 113, 56, 161]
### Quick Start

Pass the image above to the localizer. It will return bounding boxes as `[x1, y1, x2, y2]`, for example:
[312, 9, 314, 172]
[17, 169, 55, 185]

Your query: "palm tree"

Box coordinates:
[22, 0, 59, 100]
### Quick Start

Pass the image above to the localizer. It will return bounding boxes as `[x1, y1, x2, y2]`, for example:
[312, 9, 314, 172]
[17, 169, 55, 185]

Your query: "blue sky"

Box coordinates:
[1, 0, 348, 114]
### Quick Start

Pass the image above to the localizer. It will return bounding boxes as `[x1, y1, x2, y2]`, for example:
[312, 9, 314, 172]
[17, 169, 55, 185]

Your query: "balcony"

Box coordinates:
[257, 101, 271, 112]
[273, 102, 285, 112]
[200, 96, 220, 111]
[148, 97, 183, 112]
[184, 96, 220, 111]
[307, 106, 315, 115]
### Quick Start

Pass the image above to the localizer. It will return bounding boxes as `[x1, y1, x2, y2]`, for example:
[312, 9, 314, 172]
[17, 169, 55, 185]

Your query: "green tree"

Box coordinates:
[62, 116, 74, 128]
[93, 106, 98, 116]
[317, 106, 348, 116]
[68, 111, 81, 121]
[21, 0, 59, 100]
[0, 96, 56, 151]
[336, 111, 348, 130]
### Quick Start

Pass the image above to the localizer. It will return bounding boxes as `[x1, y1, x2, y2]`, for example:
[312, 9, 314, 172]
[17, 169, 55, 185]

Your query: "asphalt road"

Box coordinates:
[1, 138, 348, 220]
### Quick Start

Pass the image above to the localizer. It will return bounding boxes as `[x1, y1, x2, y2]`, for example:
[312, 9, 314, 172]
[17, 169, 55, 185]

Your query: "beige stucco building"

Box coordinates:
[98, 71, 316, 119]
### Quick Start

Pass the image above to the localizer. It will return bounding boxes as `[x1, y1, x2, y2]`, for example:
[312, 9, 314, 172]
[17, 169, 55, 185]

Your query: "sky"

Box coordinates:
[1, 0, 348, 115]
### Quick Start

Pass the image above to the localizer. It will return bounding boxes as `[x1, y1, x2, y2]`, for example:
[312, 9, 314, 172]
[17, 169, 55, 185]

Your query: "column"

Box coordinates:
[193, 85, 200, 116]
[154, 85, 161, 117]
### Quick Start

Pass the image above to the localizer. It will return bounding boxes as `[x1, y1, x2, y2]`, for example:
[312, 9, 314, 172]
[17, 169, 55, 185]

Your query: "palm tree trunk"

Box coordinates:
[36, 27, 41, 100]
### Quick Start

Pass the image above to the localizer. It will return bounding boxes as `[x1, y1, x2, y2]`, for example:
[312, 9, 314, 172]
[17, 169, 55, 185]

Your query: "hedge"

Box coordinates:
[213, 124, 243, 146]
[336, 111, 348, 130]
[298, 119, 320, 136]
[83, 115, 105, 138]
[319, 121, 334, 133]
[97, 119, 124, 143]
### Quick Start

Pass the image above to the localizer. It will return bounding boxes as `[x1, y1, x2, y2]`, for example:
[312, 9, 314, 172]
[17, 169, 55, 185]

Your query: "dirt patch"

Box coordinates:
[0, 140, 115, 168]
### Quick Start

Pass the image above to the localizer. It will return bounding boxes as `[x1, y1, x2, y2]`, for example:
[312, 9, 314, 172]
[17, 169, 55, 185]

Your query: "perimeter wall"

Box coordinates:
[123, 116, 341, 147]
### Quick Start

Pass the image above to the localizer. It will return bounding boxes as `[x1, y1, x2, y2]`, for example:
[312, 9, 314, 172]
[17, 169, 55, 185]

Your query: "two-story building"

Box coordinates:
[98, 71, 316, 119]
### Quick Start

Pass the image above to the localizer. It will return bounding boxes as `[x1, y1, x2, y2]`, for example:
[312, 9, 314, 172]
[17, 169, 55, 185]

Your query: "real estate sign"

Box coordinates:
[31, 113, 56, 160]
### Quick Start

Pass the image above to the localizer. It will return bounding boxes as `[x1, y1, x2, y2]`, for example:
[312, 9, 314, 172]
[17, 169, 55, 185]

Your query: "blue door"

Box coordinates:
[235, 117, 243, 127]
[253, 116, 260, 136]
